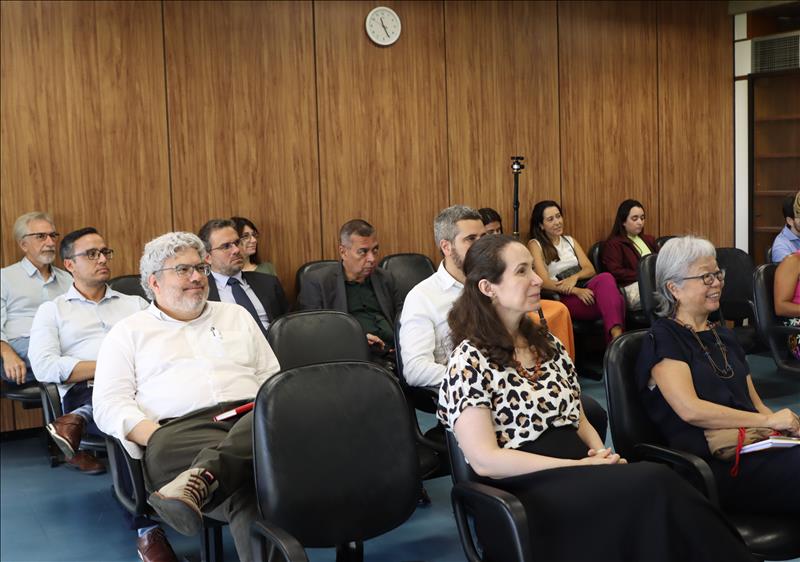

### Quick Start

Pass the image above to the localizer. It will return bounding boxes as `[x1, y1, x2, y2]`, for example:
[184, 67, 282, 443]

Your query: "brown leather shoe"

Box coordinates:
[47, 413, 85, 459]
[137, 527, 178, 562]
[65, 451, 106, 475]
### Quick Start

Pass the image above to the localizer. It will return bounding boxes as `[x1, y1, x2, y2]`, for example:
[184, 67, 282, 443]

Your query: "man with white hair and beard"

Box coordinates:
[93, 232, 280, 562]
[1, 212, 72, 385]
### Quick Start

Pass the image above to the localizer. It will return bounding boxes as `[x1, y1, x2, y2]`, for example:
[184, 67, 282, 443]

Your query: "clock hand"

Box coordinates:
[380, 17, 390, 38]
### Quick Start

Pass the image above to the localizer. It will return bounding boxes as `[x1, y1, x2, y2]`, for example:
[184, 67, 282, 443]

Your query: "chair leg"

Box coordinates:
[335, 541, 363, 562]
[200, 525, 224, 562]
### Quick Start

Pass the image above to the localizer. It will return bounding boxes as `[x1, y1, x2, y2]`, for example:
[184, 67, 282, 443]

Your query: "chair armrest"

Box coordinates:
[451, 481, 531, 562]
[634, 443, 719, 507]
[106, 436, 149, 515]
[250, 520, 308, 562]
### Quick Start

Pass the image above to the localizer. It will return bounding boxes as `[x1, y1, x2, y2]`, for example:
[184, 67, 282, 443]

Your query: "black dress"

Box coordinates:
[438, 337, 754, 562]
[636, 318, 800, 515]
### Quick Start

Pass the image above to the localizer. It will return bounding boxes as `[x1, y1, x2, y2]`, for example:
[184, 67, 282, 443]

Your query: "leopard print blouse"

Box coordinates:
[436, 334, 581, 450]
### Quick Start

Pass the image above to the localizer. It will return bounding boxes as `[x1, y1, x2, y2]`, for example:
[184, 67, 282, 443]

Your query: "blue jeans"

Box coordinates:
[0, 337, 36, 385]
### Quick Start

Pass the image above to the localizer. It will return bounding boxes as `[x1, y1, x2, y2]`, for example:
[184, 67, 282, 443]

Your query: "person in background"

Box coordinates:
[637, 236, 799, 515]
[770, 192, 800, 263]
[773, 249, 800, 360]
[528, 200, 625, 342]
[478, 207, 503, 235]
[231, 216, 276, 275]
[1, 211, 72, 385]
[602, 199, 657, 310]
[439, 234, 754, 562]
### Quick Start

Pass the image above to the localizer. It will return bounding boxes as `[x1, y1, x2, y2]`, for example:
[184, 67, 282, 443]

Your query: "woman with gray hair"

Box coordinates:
[636, 236, 799, 515]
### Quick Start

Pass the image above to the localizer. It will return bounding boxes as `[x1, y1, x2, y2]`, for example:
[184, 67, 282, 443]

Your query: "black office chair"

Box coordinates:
[106, 437, 225, 562]
[604, 331, 800, 561]
[655, 235, 676, 250]
[766, 245, 773, 264]
[379, 252, 435, 302]
[266, 310, 369, 370]
[394, 311, 446, 479]
[39, 382, 105, 467]
[108, 274, 149, 300]
[587, 241, 603, 273]
[250, 361, 420, 562]
[293, 260, 338, 300]
[716, 248, 761, 353]
[446, 431, 531, 562]
[267, 309, 441, 481]
[753, 263, 800, 376]
[637, 253, 659, 326]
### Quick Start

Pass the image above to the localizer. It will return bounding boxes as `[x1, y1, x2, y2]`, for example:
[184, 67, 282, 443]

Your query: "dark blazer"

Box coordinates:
[296, 262, 403, 324]
[206, 271, 289, 322]
[602, 234, 658, 285]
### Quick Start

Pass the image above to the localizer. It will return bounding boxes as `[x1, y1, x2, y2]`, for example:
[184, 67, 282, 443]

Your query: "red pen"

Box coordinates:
[212, 401, 255, 422]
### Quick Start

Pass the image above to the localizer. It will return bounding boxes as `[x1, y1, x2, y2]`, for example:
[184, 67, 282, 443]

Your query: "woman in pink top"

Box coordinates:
[774, 250, 800, 359]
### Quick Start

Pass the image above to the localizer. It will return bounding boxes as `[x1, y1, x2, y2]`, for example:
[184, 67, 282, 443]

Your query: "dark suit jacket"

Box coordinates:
[206, 271, 289, 322]
[602, 234, 657, 285]
[296, 262, 403, 325]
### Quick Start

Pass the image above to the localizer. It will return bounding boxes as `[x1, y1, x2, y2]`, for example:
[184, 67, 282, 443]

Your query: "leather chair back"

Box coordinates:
[603, 330, 663, 459]
[252, 361, 419, 547]
[266, 310, 369, 371]
[637, 254, 659, 326]
[293, 259, 338, 296]
[715, 247, 755, 323]
[655, 235, 676, 250]
[588, 242, 603, 273]
[446, 430, 479, 485]
[752, 263, 798, 374]
[379, 253, 435, 302]
[108, 274, 148, 300]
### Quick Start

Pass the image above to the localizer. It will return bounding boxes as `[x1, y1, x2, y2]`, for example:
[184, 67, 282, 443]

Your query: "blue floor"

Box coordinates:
[1, 353, 798, 562]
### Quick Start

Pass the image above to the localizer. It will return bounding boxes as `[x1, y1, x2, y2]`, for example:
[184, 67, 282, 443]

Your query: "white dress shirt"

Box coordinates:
[1, 258, 72, 343]
[93, 301, 281, 458]
[211, 270, 270, 330]
[29, 285, 148, 398]
[399, 262, 463, 388]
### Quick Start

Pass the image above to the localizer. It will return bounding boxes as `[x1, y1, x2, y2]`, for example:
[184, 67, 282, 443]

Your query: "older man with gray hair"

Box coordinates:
[1, 211, 72, 385]
[93, 232, 280, 562]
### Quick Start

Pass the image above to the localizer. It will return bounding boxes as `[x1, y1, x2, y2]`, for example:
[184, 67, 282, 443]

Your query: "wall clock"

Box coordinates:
[365, 6, 401, 46]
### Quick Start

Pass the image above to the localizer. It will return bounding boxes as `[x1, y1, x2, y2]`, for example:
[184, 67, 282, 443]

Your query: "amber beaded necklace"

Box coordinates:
[672, 318, 734, 379]
[513, 345, 543, 382]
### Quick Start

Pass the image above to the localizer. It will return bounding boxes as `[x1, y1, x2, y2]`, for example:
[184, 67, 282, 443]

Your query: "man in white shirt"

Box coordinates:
[1, 212, 72, 385]
[399, 205, 608, 439]
[93, 232, 280, 562]
[29, 227, 176, 561]
[198, 219, 288, 337]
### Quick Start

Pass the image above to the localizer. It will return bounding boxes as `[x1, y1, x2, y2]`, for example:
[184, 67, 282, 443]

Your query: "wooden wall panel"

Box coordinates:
[164, 1, 320, 295]
[558, 1, 659, 248]
[657, 1, 734, 246]
[446, 1, 560, 242]
[0, 1, 171, 274]
[315, 1, 448, 260]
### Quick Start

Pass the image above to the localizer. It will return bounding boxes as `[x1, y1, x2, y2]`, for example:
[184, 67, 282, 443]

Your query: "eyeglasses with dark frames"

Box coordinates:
[65, 248, 114, 261]
[23, 231, 60, 241]
[209, 239, 243, 252]
[682, 269, 726, 286]
[153, 263, 211, 278]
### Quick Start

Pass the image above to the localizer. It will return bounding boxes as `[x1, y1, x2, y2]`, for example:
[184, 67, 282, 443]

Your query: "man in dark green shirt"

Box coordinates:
[297, 219, 404, 361]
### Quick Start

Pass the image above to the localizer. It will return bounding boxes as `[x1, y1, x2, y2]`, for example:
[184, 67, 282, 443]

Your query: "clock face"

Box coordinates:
[365, 6, 401, 46]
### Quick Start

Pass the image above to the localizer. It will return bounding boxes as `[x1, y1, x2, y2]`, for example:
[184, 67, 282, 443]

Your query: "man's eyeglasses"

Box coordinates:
[682, 270, 726, 286]
[240, 232, 260, 241]
[23, 231, 59, 241]
[153, 263, 211, 278]
[65, 248, 114, 261]
[209, 239, 242, 253]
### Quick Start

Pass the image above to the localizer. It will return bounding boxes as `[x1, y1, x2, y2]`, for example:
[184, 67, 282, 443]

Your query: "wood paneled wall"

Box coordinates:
[2, 0, 735, 288]
[445, 1, 560, 241]
[1, 0, 171, 275]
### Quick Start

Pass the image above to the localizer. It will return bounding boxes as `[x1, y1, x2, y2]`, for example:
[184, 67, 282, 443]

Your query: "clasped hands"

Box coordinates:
[555, 275, 595, 306]
[582, 447, 627, 466]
